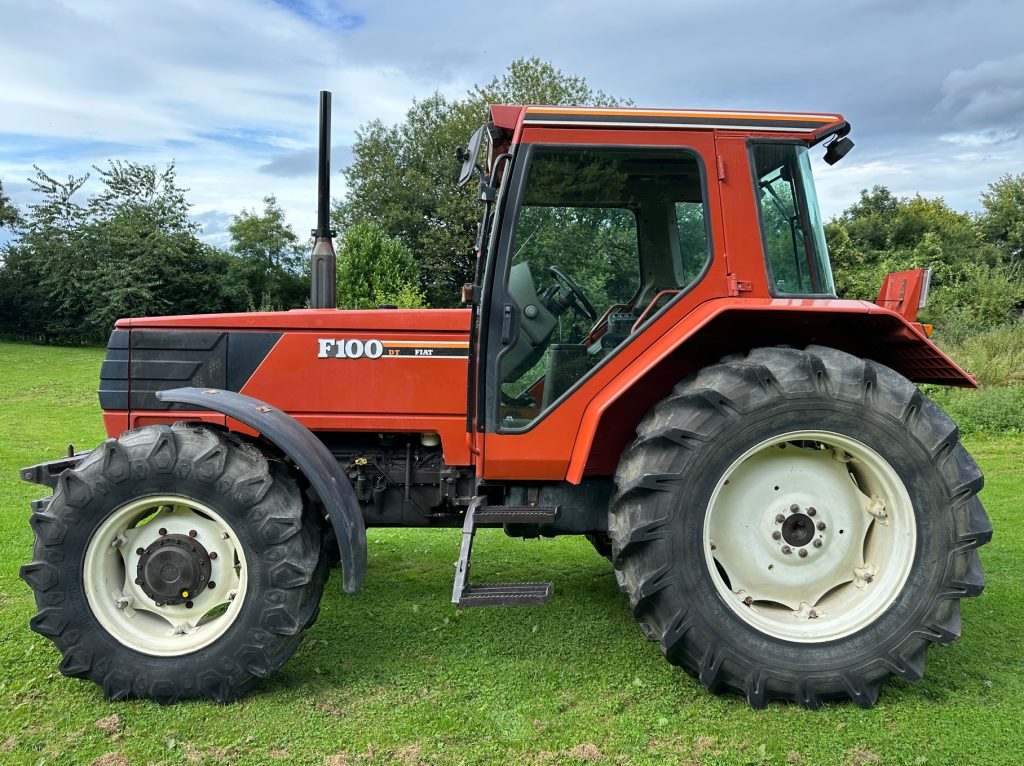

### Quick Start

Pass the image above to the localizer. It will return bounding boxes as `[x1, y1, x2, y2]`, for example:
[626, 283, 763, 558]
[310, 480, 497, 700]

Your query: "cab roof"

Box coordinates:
[489, 104, 846, 139]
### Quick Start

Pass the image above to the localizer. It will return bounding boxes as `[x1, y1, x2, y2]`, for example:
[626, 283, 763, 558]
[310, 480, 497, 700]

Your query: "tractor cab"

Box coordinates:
[457, 106, 888, 477]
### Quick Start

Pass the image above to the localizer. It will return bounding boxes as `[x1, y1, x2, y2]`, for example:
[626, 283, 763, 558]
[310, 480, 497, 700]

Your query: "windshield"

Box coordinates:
[752, 143, 835, 296]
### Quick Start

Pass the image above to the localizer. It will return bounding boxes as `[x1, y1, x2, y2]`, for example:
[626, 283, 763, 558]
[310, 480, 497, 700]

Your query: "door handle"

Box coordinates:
[501, 305, 514, 344]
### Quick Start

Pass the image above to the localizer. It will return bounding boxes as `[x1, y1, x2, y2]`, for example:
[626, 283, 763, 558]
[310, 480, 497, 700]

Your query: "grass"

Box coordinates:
[0, 339, 1022, 766]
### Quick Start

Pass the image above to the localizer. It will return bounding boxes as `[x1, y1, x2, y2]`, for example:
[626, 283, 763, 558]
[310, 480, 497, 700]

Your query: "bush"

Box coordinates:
[925, 264, 1024, 346]
[927, 384, 1024, 435]
[336, 221, 426, 309]
[937, 324, 1024, 387]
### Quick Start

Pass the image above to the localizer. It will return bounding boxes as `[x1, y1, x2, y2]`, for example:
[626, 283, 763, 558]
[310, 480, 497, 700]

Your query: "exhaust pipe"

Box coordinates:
[310, 90, 336, 309]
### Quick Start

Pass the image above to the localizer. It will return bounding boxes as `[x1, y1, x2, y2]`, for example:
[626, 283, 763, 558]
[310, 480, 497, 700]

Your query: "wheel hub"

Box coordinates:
[136, 533, 211, 605]
[781, 512, 816, 547]
[704, 431, 917, 642]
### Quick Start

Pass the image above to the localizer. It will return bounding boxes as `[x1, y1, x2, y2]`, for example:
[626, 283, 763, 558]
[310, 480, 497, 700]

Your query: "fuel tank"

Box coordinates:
[100, 308, 473, 464]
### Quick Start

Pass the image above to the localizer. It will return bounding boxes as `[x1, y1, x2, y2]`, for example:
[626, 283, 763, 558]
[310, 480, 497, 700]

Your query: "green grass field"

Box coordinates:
[0, 341, 1021, 766]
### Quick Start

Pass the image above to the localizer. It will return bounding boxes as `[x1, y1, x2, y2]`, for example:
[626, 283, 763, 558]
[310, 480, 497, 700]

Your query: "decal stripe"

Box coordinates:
[523, 107, 840, 133]
[382, 340, 469, 348]
[381, 345, 468, 358]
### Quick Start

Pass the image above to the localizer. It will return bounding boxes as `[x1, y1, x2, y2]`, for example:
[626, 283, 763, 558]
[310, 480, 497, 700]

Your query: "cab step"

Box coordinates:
[474, 505, 560, 524]
[451, 498, 558, 608]
[459, 583, 553, 607]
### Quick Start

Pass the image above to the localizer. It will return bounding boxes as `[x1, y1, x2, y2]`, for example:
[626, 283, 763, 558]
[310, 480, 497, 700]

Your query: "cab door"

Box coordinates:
[479, 128, 725, 480]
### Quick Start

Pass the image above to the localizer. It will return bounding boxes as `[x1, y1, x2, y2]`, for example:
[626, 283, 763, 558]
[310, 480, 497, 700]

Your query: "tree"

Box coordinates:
[979, 173, 1024, 262]
[0, 168, 91, 341]
[334, 58, 626, 307]
[228, 195, 308, 311]
[0, 177, 21, 230]
[335, 220, 425, 309]
[825, 184, 1021, 344]
[0, 162, 245, 344]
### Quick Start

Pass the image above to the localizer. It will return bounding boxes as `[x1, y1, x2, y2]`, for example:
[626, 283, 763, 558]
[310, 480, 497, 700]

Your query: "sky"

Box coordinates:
[0, 0, 1021, 248]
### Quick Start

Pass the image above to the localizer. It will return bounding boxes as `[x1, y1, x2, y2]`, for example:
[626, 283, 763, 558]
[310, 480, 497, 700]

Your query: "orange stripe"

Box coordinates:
[525, 106, 840, 122]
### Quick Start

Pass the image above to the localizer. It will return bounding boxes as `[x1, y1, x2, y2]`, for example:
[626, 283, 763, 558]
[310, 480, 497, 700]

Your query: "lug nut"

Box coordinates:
[743, 596, 753, 606]
[807, 507, 817, 517]
[136, 547, 145, 556]
[798, 549, 808, 558]
[185, 601, 194, 609]
[775, 514, 785, 524]
[209, 551, 218, 560]
[772, 531, 782, 540]
[135, 577, 144, 585]
[817, 522, 826, 531]
[158, 528, 167, 536]
[782, 545, 792, 555]
[790, 504, 800, 513]
[208, 581, 216, 589]
[188, 529, 197, 538]
[813, 539, 823, 548]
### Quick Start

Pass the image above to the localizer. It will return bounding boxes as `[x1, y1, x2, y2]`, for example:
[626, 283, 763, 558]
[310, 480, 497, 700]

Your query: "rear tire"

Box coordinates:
[610, 346, 991, 708]
[20, 423, 328, 703]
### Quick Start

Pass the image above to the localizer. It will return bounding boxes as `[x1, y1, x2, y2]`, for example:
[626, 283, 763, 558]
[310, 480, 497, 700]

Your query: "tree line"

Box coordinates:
[0, 164, 422, 345]
[1, 58, 1021, 346]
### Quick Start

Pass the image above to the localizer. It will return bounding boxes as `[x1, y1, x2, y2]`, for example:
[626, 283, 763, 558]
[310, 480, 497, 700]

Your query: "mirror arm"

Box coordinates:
[477, 152, 513, 203]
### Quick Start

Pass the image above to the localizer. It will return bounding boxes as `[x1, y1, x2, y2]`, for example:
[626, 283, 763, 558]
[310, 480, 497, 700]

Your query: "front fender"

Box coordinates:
[156, 387, 367, 594]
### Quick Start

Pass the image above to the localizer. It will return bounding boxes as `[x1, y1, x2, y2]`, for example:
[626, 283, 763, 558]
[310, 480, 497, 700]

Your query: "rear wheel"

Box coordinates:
[21, 423, 328, 703]
[610, 346, 991, 708]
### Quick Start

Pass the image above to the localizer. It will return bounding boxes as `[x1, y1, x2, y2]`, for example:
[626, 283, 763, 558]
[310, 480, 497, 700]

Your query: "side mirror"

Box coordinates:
[457, 126, 486, 187]
[823, 136, 855, 165]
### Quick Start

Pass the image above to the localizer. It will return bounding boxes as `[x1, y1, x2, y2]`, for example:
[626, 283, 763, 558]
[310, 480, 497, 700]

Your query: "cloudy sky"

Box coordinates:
[1, 0, 1021, 246]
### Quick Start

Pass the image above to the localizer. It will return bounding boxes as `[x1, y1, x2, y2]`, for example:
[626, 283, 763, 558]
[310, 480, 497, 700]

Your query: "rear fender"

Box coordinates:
[156, 387, 367, 594]
[566, 299, 975, 483]
[875, 268, 931, 322]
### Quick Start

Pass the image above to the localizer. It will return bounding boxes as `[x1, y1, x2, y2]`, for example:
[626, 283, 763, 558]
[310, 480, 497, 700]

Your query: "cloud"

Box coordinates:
[0, 0, 1021, 236]
[192, 209, 235, 247]
[939, 53, 1024, 128]
[258, 145, 353, 177]
[940, 129, 1020, 148]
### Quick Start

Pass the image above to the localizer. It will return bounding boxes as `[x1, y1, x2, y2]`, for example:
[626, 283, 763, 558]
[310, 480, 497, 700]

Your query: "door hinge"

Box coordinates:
[727, 273, 753, 296]
[716, 156, 726, 181]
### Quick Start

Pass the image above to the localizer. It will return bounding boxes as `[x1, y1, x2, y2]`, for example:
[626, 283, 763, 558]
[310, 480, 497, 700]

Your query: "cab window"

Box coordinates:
[498, 146, 711, 429]
[752, 143, 835, 296]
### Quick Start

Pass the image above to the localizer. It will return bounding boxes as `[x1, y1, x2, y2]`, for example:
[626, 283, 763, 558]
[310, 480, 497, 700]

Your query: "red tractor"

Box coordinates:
[21, 94, 990, 709]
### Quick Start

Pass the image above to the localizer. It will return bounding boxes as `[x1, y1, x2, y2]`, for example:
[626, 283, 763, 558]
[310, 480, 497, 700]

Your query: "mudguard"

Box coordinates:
[156, 387, 367, 594]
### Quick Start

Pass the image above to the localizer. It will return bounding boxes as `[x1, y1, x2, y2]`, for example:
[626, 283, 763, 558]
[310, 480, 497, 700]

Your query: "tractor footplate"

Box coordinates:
[459, 583, 553, 607]
[452, 498, 558, 608]
[474, 505, 560, 525]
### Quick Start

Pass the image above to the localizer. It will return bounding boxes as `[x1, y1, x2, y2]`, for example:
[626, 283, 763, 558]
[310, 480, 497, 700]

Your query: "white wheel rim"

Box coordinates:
[703, 430, 916, 642]
[84, 495, 248, 656]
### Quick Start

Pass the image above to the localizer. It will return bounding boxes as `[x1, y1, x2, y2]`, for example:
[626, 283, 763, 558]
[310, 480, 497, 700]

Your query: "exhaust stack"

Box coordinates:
[310, 90, 336, 309]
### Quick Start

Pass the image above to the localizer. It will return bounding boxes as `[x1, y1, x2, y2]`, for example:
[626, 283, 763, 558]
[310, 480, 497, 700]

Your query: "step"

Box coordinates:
[474, 505, 560, 524]
[458, 582, 554, 607]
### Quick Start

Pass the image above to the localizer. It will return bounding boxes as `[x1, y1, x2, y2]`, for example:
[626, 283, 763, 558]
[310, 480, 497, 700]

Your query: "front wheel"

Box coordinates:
[610, 346, 991, 708]
[21, 423, 328, 703]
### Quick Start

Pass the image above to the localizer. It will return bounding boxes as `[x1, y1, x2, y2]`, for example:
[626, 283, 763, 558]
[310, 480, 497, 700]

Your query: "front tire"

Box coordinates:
[610, 346, 991, 708]
[20, 423, 328, 703]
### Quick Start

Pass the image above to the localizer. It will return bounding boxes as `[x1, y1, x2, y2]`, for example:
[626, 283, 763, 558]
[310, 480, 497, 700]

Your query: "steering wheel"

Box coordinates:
[548, 266, 597, 322]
